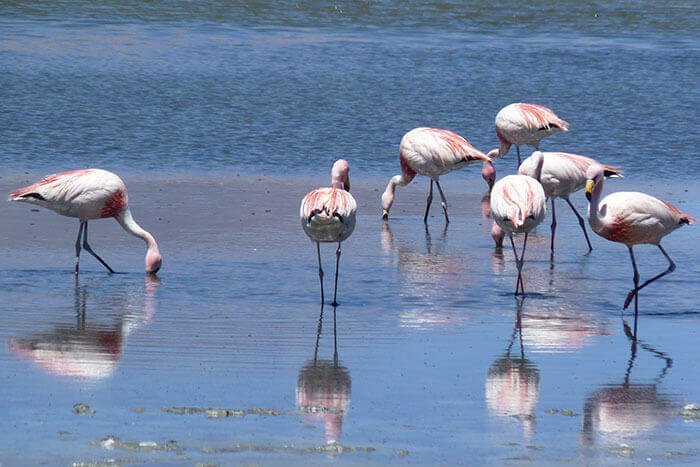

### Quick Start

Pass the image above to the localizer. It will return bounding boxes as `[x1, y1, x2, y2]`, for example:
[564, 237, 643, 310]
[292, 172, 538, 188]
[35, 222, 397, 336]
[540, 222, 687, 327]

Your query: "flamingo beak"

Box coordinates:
[382, 209, 389, 220]
[344, 178, 351, 192]
[585, 180, 594, 201]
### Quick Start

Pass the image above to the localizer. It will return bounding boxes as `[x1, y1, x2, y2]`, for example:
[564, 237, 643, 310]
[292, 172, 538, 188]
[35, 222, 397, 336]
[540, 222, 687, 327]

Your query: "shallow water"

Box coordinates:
[1, 1, 700, 464]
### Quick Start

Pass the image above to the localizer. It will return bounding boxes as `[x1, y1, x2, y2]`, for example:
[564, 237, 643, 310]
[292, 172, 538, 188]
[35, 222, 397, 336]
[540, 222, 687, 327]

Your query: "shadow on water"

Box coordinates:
[8, 275, 159, 381]
[580, 317, 677, 451]
[485, 297, 540, 440]
[296, 303, 351, 447]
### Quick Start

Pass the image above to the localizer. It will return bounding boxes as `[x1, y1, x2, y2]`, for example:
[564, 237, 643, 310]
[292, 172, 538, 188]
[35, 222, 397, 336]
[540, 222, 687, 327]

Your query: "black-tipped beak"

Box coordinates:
[585, 179, 594, 202]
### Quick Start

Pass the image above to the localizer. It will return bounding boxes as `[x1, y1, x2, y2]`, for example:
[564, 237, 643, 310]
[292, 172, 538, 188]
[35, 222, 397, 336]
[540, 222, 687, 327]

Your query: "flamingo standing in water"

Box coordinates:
[300, 160, 357, 306]
[585, 164, 694, 313]
[487, 103, 569, 166]
[9, 169, 162, 275]
[381, 127, 492, 223]
[519, 151, 622, 258]
[490, 155, 547, 295]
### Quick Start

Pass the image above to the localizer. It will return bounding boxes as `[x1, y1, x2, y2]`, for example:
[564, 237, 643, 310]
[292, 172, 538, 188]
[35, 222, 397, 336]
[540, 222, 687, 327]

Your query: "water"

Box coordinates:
[1, 2, 700, 464]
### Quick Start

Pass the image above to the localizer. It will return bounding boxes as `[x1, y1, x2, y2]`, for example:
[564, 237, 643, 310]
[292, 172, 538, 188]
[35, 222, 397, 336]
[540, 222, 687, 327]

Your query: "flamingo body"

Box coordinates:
[490, 103, 569, 165]
[301, 160, 356, 305]
[585, 163, 693, 310]
[381, 127, 491, 222]
[519, 151, 622, 255]
[300, 187, 357, 243]
[490, 172, 547, 295]
[9, 169, 162, 274]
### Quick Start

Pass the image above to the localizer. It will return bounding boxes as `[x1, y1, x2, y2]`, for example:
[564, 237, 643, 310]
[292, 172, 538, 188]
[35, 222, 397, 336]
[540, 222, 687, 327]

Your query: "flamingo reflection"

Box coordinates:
[296, 304, 351, 446]
[9, 276, 159, 380]
[381, 222, 467, 329]
[485, 297, 540, 439]
[581, 320, 676, 448]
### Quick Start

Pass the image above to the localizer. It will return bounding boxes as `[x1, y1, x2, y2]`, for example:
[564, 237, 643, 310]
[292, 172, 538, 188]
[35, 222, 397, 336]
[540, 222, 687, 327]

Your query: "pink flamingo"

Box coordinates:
[490, 155, 547, 295]
[487, 103, 569, 166]
[300, 160, 357, 306]
[381, 127, 492, 223]
[9, 169, 162, 275]
[519, 151, 622, 257]
[585, 164, 694, 313]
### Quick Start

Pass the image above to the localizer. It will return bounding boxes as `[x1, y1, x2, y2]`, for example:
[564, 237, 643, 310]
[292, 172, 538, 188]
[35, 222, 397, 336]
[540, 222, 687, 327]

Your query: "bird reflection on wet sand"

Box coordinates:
[581, 319, 677, 449]
[381, 221, 468, 329]
[485, 297, 540, 439]
[296, 303, 351, 446]
[8, 276, 159, 380]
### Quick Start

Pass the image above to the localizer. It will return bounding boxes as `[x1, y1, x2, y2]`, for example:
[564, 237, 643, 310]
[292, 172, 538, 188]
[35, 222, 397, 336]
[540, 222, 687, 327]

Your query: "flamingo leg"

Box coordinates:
[625, 246, 640, 315]
[81, 221, 115, 274]
[316, 242, 325, 305]
[332, 241, 341, 307]
[549, 198, 557, 259]
[564, 197, 593, 253]
[509, 234, 526, 296]
[624, 244, 676, 310]
[516, 146, 521, 167]
[74, 221, 86, 275]
[423, 180, 434, 223]
[435, 180, 450, 223]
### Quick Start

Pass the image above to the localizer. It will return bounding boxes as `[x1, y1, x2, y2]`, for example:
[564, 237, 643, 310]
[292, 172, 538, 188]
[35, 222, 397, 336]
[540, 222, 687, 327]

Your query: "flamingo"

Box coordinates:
[490, 155, 547, 295]
[381, 127, 492, 223]
[9, 169, 162, 275]
[519, 150, 622, 257]
[585, 163, 694, 313]
[300, 159, 357, 306]
[487, 103, 569, 166]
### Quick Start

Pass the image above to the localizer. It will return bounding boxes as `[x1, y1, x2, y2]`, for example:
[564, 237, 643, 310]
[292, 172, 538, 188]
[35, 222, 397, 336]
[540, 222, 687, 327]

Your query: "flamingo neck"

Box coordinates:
[530, 151, 545, 182]
[117, 208, 162, 273]
[381, 175, 409, 212]
[587, 178, 605, 228]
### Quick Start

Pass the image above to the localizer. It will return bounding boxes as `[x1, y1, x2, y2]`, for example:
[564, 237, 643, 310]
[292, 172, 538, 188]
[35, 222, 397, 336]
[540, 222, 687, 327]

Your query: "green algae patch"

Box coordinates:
[92, 436, 182, 454]
[72, 403, 96, 415]
[162, 406, 288, 418]
[678, 403, 700, 420]
[544, 408, 579, 417]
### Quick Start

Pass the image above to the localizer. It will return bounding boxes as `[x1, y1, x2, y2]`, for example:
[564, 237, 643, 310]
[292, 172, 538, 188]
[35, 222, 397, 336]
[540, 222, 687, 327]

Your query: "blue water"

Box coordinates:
[2, 1, 698, 179]
[1, 2, 700, 464]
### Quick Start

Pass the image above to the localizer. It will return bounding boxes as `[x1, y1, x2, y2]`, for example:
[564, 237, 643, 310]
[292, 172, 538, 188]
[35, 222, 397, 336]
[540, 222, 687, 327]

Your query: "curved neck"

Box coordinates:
[118, 208, 160, 254]
[588, 177, 605, 226]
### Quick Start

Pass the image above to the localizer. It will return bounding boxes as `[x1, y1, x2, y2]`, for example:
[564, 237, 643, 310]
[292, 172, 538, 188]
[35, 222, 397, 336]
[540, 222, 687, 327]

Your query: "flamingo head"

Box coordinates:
[145, 249, 162, 275]
[585, 163, 605, 202]
[491, 221, 504, 248]
[481, 160, 496, 191]
[331, 159, 351, 191]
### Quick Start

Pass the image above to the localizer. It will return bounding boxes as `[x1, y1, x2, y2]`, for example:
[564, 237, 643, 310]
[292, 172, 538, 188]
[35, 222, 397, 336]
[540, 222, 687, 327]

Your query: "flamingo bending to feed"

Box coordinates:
[381, 127, 492, 223]
[490, 156, 547, 295]
[9, 169, 162, 275]
[487, 103, 569, 166]
[585, 164, 694, 312]
[300, 159, 357, 306]
[519, 151, 622, 257]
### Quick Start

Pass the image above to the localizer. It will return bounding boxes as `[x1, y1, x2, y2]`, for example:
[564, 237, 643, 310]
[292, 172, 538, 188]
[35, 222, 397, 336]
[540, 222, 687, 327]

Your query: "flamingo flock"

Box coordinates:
[7, 102, 693, 314]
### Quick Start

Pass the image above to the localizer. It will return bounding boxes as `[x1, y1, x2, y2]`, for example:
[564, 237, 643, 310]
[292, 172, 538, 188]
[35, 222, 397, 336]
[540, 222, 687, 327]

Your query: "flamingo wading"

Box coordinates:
[381, 127, 492, 223]
[585, 164, 694, 313]
[300, 160, 357, 306]
[9, 169, 162, 275]
[489, 103, 569, 166]
[490, 156, 547, 295]
[519, 150, 622, 258]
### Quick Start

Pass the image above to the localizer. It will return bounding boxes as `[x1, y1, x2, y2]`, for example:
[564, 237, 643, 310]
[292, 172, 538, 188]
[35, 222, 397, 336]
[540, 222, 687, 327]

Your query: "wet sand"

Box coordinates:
[1, 172, 699, 464]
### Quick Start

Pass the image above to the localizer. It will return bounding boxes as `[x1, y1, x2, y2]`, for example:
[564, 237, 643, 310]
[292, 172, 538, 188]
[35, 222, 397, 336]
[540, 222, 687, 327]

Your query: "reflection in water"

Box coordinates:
[485, 298, 540, 439]
[581, 320, 675, 447]
[8, 276, 159, 380]
[519, 299, 610, 353]
[381, 221, 467, 329]
[296, 304, 351, 445]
